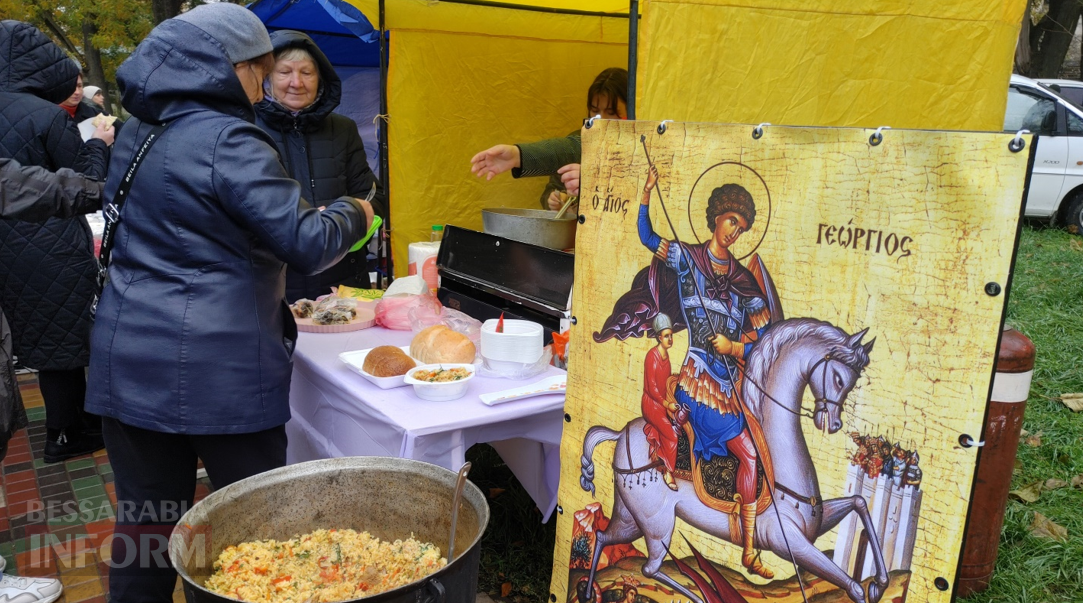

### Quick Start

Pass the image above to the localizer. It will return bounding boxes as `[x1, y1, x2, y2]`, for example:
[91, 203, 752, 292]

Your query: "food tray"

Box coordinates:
[295, 301, 376, 333]
[339, 346, 418, 389]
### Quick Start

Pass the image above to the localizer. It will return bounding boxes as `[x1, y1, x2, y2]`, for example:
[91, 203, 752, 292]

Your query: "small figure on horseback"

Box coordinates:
[596, 165, 779, 578]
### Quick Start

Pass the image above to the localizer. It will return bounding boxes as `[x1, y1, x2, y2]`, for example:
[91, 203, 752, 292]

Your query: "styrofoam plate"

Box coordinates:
[339, 346, 418, 389]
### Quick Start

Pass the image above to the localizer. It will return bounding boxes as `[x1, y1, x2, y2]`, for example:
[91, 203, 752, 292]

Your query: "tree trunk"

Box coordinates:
[81, 19, 112, 114]
[1016, 1, 1031, 74]
[151, 0, 185, 24]
[1036, 1, 1083, 78]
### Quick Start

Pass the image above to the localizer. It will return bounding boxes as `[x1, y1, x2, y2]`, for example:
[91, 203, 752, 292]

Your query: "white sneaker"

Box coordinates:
[0, 575, 63, 603]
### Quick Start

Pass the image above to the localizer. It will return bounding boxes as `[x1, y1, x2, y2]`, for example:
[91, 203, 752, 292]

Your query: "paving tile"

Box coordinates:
[66, 459, 96, 471]
[71, 477, 103, 492]
[40, 483, 74, 498]
[38, 472, 71, 488]
[68, 468, 99, 481]
[32, 458, 47, 469]
[4, 462, 33, 475]
[37, 464, 67, 477]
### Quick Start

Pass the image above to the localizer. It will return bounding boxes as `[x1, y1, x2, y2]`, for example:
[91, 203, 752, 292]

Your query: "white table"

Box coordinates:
[286, 327, 566, 520]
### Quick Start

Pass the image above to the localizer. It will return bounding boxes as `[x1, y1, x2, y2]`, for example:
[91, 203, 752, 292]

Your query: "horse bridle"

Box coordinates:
[742, 353, 849, 421]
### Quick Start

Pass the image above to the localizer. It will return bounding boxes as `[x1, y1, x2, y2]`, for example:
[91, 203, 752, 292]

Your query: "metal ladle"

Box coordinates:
[447, 462, 471, 561]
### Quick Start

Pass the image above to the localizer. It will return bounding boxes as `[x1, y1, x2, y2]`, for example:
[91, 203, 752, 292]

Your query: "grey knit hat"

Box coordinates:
[175, 3, 273, 64]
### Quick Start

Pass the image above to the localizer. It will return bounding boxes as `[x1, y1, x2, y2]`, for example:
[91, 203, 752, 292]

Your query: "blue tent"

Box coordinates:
[250, 0, 384, 171]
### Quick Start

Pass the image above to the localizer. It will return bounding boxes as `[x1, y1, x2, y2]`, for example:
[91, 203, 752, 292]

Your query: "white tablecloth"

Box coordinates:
[286, 327, 566, 520]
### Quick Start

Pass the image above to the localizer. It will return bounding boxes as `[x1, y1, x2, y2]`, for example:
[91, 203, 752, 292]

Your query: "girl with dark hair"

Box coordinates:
[470, 67, 627, 211]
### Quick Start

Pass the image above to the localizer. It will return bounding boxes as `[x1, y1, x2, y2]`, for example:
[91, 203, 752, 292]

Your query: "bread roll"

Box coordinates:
[362, 346, 416, 377]
[410, 325, 476, 364]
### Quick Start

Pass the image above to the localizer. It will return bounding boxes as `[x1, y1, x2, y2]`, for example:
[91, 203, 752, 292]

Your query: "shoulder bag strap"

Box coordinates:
[97, 124, 166, 289]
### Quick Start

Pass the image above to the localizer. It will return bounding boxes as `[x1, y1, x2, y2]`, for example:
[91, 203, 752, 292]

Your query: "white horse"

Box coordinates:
[578, 319, 888, 603]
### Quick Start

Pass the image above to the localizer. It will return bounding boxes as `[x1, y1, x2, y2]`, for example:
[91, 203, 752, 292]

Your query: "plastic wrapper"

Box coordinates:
[409, 306, 482, 347]
[375, 293, 442, 331]
[476, 346, 554, 380]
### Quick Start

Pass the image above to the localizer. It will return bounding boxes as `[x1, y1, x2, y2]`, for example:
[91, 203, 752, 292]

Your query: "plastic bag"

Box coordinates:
[408, 305, 482, 347]
[375, 293, 441, 331]
[476, 345, 554, 380]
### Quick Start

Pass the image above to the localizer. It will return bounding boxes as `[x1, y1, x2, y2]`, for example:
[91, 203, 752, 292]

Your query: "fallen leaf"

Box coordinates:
[1021, 428, 1031, 437]
[1030, 512, 1069, 541]
[1072, 239, 1083, 251]
[1009, 481, 1043, 503]
[501, 583, 513, 598]
[1072, 475, 1083, 489]
[488, 488, 506, 499]
[1059, 394, 1083, 412]
[1014, 459, 1024, 475]
[1025, 431, 1043, 447]
[1045, 478, 1069, 491]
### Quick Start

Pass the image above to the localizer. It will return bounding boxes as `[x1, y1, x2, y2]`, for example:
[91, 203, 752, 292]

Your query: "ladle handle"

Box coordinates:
[554, 194, 578, 220]
[447, 462, 471, 561]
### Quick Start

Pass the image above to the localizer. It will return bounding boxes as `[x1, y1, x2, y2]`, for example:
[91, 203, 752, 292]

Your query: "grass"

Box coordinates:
[960, 224, 1083, 602]
[472, 224, 1083, 602]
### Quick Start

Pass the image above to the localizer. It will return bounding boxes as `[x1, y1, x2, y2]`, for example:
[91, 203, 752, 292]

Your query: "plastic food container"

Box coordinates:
[480, 319, 543, 373]
[339, 346, 418, 389]
[404, 364, 476, 401]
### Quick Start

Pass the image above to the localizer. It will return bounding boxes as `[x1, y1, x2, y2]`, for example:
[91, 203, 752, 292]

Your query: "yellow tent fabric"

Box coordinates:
[636, 0, 1027, 131]
[346, 0, 628, 275]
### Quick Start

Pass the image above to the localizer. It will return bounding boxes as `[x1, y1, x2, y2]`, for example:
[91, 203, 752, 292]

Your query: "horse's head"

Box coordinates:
[809, 328, 874, 434]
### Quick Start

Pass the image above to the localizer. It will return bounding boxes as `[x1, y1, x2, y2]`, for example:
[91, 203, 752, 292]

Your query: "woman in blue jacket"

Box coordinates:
[84, 5, 373, 603]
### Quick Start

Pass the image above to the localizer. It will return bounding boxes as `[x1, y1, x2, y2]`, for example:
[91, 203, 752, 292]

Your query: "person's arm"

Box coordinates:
[513, 131, 581, 178]
[341, 122, 386, 220]
[0, 158, 104, 221]
[213, 124, 372, 276]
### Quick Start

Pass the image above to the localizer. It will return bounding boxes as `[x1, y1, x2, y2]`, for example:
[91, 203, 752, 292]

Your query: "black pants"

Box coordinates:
[36, 368, 87, 431]
[103, 417, 287, 603]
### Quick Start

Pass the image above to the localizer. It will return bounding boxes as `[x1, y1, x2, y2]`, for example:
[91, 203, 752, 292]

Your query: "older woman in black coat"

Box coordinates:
[255, 30, 385, 302]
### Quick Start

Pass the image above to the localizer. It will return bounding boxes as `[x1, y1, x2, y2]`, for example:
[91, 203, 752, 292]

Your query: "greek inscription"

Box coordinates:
[592, 188, 631, 219]
[818, 220, 913, 261]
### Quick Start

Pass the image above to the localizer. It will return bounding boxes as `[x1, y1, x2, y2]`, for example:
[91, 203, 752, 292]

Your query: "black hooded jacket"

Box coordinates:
[255, 30, 384, 301]
[0, 20, 109, 371]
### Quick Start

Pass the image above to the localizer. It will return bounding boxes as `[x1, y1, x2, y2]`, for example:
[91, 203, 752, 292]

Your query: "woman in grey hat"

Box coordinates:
[84, 4, 374, 602]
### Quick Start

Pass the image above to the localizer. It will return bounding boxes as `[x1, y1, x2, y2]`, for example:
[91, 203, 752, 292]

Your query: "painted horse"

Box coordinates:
[579, 319, 888, 603]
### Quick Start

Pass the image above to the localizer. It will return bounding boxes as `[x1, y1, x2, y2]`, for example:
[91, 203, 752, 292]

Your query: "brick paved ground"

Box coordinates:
[2, 373, 213, 603]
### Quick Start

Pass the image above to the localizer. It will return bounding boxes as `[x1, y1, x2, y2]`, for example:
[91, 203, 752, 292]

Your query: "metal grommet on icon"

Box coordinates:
[564, 413, 572, 423]
[1009, 129, 1030, 153]
[959, 434, 985, 448]
[557, 505, 564, 515]
[578, 214, 586, 224]
[550, 595, 557, 602]
[985, 282, 1002, 297]
[570, 316, 578, 325]
[657, 120, 674, 135]
[869, 126, 891, 146]
[585, 114, 602, 129]
[752, 123, 771, 140]
[934, 578, 949, 591]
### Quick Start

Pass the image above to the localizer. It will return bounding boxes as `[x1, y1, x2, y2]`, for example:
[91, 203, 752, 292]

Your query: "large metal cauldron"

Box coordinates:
[482, 208, 577, 250]
[170, 458, 489, 603]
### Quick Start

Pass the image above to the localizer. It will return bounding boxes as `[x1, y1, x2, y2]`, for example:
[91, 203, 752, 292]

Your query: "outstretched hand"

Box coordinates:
[470, 144, 520, 180]
[557, 163, 580, 196]
[645, 165, 659, 193]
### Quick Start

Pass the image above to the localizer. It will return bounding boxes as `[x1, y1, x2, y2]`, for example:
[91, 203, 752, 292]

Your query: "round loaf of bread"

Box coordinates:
[410, 325, 476, 364]
[362, 346, 417, 377]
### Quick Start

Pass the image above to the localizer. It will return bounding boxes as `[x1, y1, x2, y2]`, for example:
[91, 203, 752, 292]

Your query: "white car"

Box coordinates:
[1007, 74, 1083, 232]
[1036, 78, 1083, 108]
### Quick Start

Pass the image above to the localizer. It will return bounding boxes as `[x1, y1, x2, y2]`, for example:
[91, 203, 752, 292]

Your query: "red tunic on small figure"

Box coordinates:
[642, 346, 677, 473]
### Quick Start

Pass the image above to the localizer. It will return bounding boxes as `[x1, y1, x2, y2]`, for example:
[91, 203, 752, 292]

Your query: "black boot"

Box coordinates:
[43, 428, 104, 464]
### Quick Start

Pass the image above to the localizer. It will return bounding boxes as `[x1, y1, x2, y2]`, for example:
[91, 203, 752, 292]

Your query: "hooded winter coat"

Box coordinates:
[0, 159, 104, 456]
[85, 16, 368, 434]
[254, 30, 384, 301]
[0, 21, 110, 372]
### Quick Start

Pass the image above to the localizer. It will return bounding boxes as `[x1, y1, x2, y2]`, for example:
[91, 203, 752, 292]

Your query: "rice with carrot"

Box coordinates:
[205, 529, 446, 603]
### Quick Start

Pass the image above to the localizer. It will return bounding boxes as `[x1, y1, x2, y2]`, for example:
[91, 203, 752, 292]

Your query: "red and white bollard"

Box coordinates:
[957, 326, 1035, 597]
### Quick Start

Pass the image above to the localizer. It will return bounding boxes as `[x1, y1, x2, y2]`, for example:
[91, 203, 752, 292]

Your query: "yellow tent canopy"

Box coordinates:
[346, 0, 629, 276]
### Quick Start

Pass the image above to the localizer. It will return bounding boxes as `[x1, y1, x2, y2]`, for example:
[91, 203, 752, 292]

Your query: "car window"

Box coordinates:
[1005, 87, 1058, 135]
[1068, 109, 1083, 136]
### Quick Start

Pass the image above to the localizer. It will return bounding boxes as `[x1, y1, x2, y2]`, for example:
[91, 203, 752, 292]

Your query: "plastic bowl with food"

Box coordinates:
[404, 364, 476, 401]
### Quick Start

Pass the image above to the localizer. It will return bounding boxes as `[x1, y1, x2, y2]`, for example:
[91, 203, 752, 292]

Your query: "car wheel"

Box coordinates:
[1064, 194, 1083, 235]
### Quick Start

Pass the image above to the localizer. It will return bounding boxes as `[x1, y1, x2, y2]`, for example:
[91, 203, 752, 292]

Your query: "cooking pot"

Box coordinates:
[482, 208, 577, 250]
[169, 457, 489, 603]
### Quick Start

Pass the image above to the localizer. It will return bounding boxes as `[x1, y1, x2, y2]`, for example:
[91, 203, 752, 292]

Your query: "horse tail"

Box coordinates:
[581, 425, 622, 497]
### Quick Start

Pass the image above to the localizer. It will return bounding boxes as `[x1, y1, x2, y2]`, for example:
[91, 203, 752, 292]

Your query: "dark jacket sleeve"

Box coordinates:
[73, 139, 110, 182]
[513, 131, 582, 178]
[212, 123, 368, 275]
[0, 158, 104, 222]
[342, 123, 385, 220]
